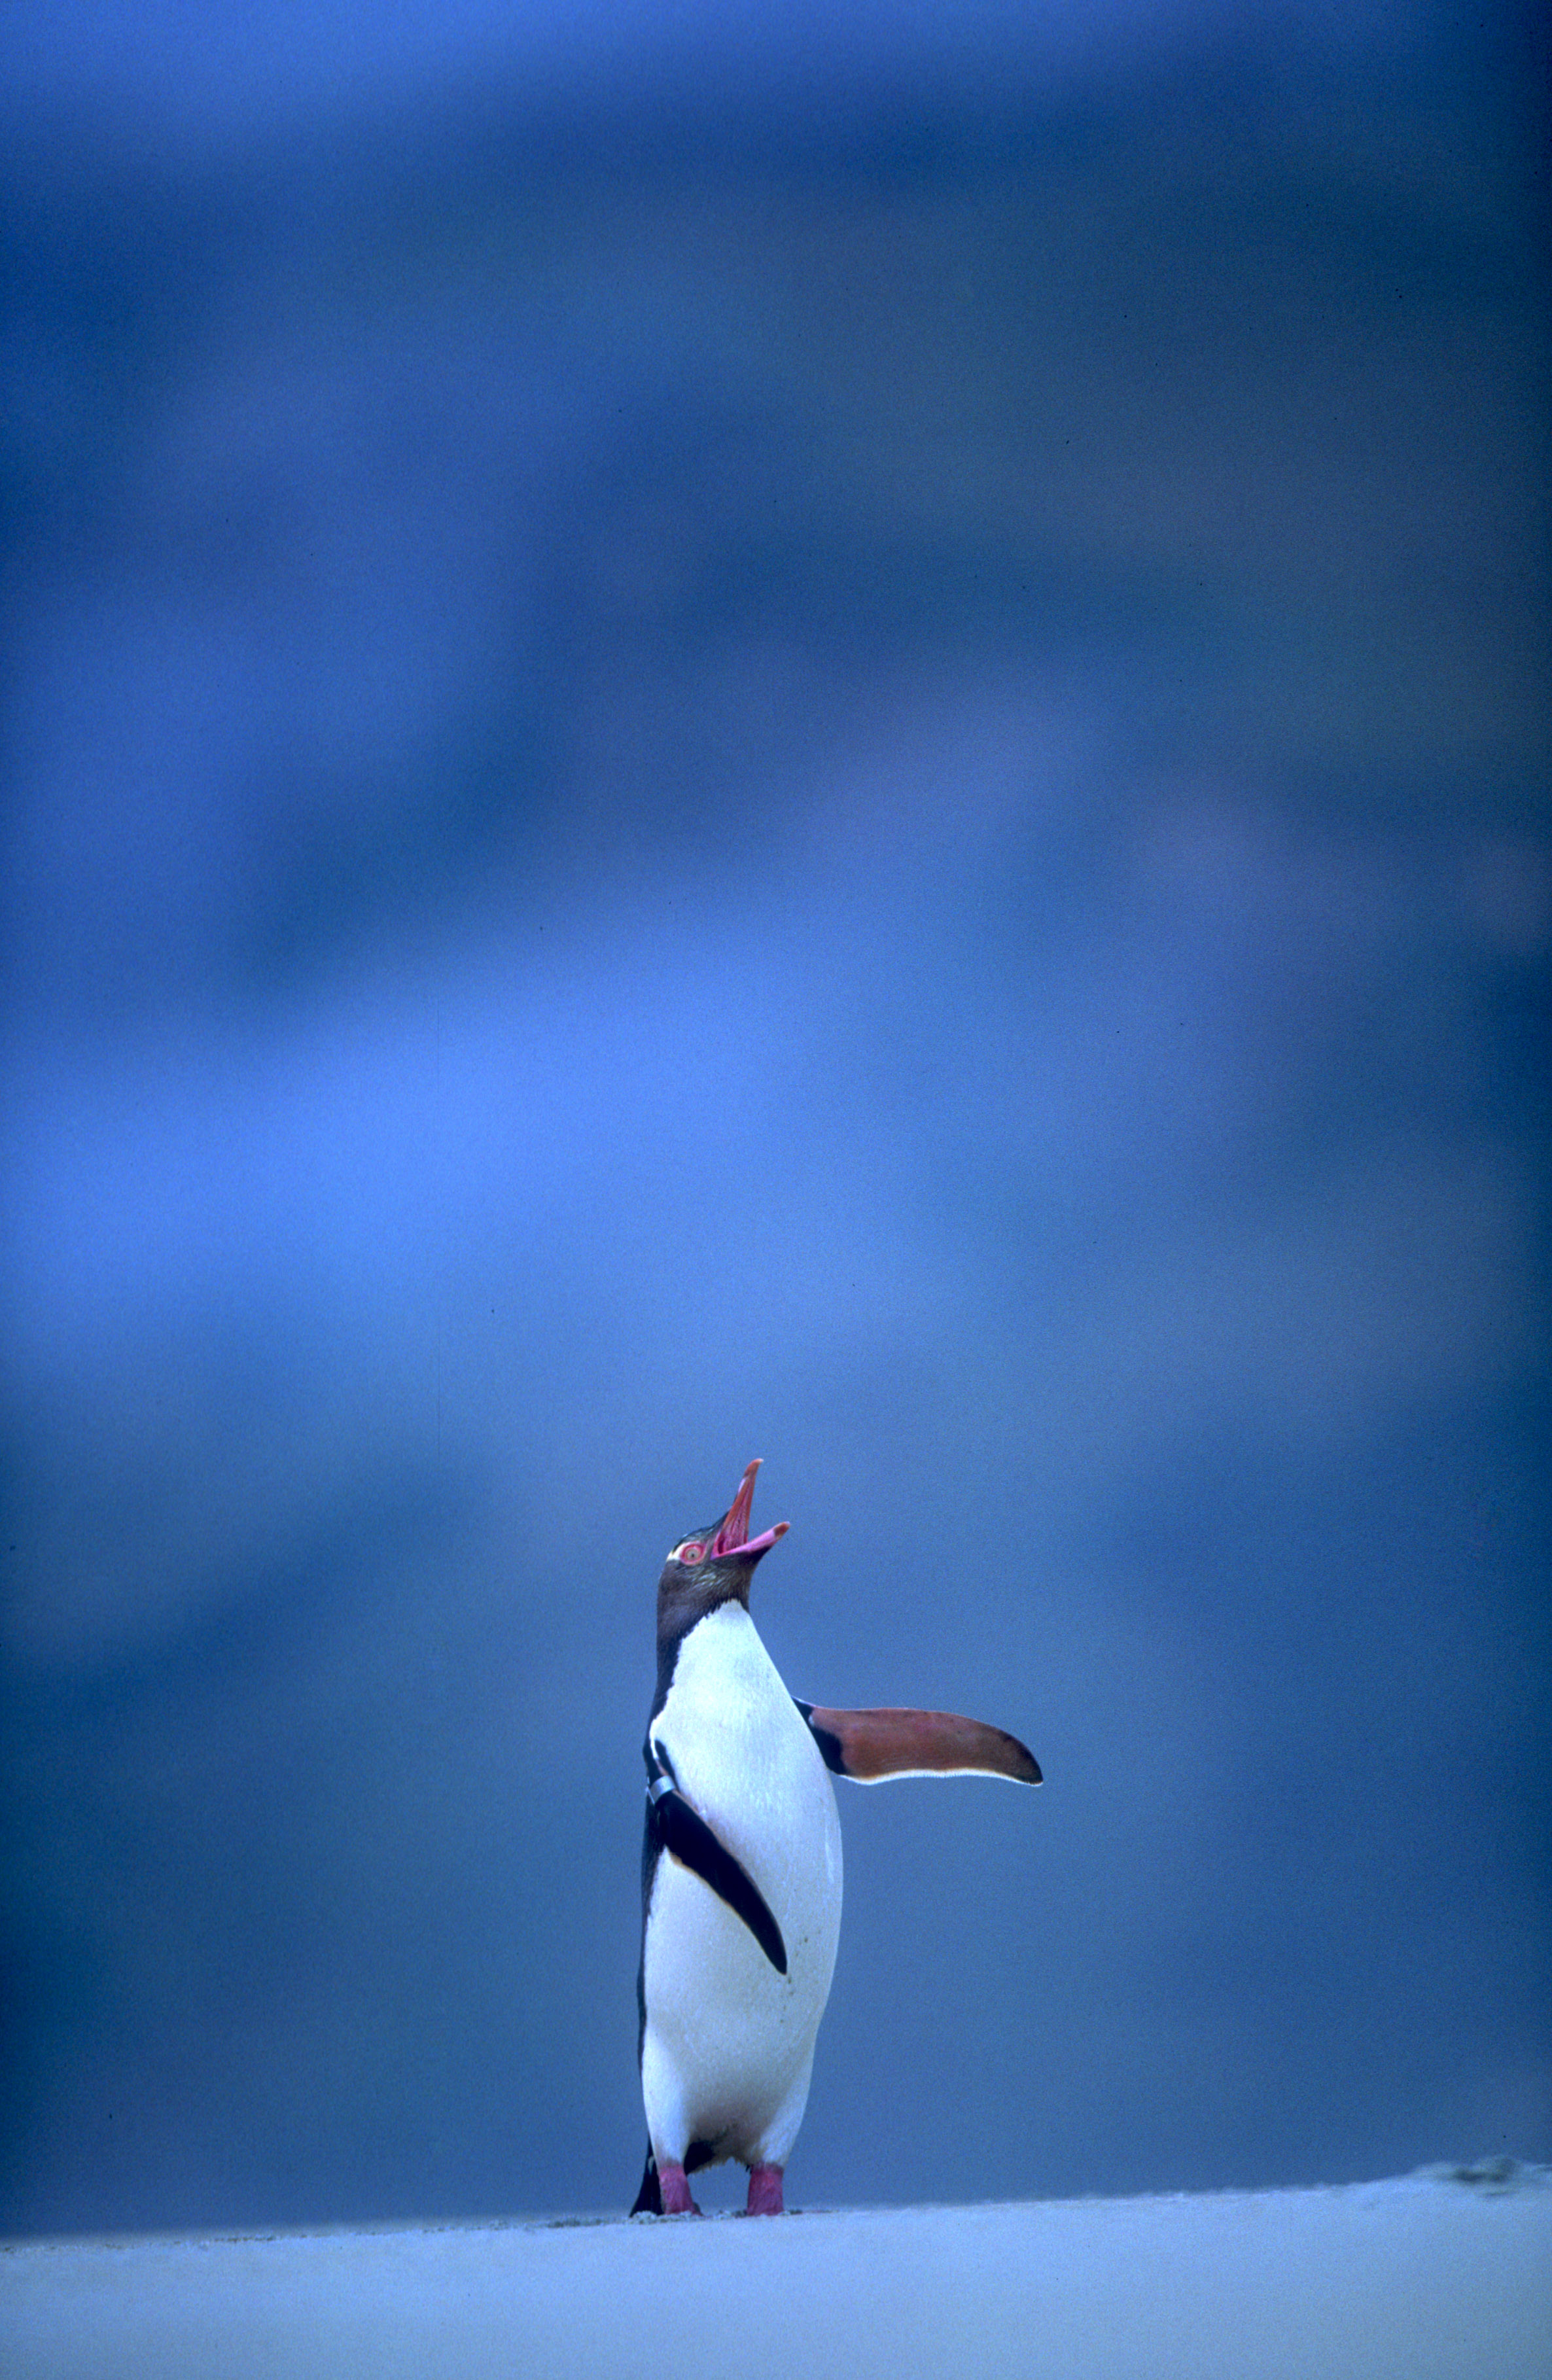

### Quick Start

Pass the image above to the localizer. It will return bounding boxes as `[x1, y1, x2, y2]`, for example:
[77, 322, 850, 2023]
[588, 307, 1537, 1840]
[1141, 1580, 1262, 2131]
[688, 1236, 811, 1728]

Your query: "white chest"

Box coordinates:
[653, 1603, 836, 1863]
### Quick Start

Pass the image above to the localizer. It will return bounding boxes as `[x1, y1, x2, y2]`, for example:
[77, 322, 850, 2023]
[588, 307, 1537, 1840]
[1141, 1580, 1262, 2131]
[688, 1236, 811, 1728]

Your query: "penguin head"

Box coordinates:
[657, 1458, 789, 1628]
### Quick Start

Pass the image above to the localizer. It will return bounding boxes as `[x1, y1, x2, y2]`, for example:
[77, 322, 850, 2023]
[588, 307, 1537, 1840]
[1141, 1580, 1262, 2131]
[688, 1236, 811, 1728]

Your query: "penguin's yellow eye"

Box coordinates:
[674, 1540, 706, 1565]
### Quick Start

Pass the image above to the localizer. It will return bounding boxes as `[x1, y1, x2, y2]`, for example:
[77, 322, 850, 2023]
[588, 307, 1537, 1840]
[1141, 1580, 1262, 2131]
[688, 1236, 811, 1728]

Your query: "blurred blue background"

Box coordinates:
[1, 1, 1547, 2232]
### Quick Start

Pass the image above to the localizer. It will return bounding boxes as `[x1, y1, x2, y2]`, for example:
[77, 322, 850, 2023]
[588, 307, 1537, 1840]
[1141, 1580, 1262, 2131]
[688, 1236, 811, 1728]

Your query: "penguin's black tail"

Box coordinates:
[630, 2145, 662, 2216]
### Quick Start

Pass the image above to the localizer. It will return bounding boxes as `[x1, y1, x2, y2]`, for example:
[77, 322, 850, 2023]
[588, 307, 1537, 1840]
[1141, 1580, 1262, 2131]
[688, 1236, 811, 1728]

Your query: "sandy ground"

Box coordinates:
[4, 2169, 1549, 2380]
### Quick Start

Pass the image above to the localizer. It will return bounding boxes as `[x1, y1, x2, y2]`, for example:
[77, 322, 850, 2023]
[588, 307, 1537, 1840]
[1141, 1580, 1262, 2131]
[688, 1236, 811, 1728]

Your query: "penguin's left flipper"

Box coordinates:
[648, 1764, 789, 1974]
[796, 1702, 1041, 1786]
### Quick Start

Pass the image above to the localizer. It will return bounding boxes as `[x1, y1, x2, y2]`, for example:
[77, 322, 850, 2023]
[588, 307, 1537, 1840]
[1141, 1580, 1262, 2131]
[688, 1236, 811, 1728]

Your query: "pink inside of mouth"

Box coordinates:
[709, 1461, 788, 1560]
[711, 1460, 758, 1556]
[718, 1522, 789, 1560]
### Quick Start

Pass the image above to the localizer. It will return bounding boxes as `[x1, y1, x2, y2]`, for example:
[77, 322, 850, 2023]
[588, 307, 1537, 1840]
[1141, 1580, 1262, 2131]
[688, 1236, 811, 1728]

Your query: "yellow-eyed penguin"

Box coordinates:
[631, 1458, 1040, 2217]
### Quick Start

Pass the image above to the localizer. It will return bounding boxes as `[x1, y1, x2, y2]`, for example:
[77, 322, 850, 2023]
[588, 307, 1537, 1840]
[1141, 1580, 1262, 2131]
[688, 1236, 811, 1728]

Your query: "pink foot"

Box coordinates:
[745, 2163, 785, 2216]
[658, 2160, 701, 2216]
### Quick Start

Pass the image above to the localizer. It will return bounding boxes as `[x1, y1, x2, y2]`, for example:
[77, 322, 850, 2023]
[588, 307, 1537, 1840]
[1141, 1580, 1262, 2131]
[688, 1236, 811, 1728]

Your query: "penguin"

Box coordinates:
[631, 1458, 1040, 2218]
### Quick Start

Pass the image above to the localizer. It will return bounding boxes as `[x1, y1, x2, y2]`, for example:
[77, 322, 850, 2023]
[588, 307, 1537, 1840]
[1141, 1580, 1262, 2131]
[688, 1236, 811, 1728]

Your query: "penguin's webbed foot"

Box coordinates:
[658, 2160, 701, 2216]
[743, 2163, 784, 2216]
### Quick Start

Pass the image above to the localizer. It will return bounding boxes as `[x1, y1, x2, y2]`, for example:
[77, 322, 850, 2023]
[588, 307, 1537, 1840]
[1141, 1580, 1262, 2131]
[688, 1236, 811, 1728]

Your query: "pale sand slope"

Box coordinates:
[4, 2170, 1549, 2380]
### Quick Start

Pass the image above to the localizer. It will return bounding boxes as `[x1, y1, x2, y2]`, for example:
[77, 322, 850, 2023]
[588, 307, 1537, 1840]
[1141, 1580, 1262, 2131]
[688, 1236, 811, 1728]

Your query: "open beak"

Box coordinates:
[711, 1458, 790, 1562]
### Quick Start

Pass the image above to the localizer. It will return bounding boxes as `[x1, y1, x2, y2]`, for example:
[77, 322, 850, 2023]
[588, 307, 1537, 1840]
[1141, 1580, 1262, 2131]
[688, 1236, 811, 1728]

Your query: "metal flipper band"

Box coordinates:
[646, 1741, 788, 1975]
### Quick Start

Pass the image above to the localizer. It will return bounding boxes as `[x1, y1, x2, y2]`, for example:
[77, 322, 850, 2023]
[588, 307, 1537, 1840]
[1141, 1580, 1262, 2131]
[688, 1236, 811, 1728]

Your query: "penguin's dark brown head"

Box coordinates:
[656, 1458, 789, 1639]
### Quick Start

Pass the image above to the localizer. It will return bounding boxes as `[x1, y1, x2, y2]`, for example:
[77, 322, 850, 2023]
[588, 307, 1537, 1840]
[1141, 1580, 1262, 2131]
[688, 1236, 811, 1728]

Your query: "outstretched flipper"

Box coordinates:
[646, 1740, 789, 1974]
[796, 1702, 1041, 1786]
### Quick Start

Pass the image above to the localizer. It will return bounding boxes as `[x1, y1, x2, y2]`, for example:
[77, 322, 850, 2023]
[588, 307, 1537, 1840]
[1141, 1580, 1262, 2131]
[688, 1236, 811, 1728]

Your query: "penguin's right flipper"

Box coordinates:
[796, 1701, 1041, 1785]
[646, 1753, 789, 1974]
[631, 2146, 662, 2216]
